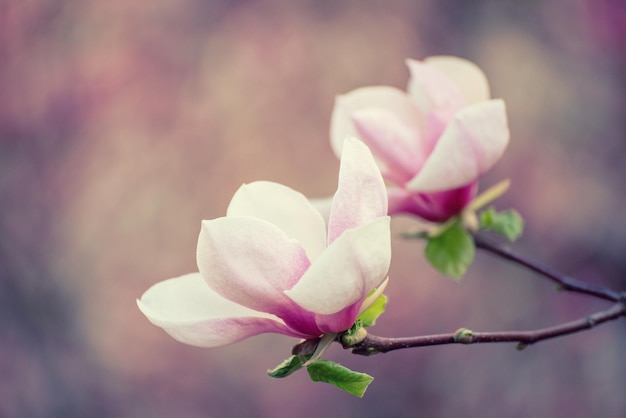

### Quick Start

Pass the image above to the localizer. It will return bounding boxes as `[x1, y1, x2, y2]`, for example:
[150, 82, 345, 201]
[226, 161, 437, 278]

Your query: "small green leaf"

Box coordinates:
[306, 359, 373, 397]
[425, 220, 475, 281]
[267, 355, 305, 378]
[480, 207, 524, 242]
[357, 294, 388, 327]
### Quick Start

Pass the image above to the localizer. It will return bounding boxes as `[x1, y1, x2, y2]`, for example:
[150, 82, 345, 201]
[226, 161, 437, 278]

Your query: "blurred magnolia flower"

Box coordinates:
[331, 56, 509, 222]
[137, 137, 391, 348]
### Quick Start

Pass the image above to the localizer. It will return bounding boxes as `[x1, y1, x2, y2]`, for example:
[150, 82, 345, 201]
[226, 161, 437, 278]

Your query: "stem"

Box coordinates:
[473, 235, 625, 302]
[347, 302, 626, 356]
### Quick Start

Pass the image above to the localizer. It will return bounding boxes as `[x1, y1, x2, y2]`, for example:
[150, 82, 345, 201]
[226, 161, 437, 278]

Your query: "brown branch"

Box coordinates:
[346, 302, 626, 356]
[473, 235, 625, 302]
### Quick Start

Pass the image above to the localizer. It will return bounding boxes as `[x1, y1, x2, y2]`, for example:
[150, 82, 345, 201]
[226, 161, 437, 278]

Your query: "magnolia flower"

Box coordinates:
[331, 56, 510, 222]
[137, 137, 391, 348]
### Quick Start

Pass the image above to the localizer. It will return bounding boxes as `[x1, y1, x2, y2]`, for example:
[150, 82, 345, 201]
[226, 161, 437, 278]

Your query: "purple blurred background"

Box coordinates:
[1, 1, 625, 417]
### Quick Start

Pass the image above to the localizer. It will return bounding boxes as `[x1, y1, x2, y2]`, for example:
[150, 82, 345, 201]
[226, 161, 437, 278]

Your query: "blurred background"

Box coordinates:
[1, 0, 625, 417]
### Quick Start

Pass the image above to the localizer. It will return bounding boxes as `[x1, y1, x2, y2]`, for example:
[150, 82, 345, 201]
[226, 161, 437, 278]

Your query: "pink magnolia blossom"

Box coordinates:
[137, 137, 391, 348]
[331, 56, 510, 222]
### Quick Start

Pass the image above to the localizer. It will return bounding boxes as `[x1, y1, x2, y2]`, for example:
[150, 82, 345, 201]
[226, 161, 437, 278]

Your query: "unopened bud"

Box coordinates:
[453, 328, 474, 344]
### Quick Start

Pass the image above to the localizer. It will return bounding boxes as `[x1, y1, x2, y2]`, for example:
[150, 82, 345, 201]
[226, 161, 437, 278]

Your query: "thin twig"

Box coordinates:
[346, 302, 626, 356]
[473, 235, 624, 302]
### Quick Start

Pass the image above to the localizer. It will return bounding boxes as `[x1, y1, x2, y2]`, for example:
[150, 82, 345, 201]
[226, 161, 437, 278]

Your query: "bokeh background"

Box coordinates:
[2, 0, 625, 417]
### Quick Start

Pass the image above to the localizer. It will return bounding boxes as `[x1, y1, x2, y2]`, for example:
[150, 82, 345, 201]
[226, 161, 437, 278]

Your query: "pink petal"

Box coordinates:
[285, 216, 391, 316]
[315, 304, 362, 334]
[327, 137, 388, 244]
[313, 276, 387, 333]
[196, 217, 321, 336]
[406, 99, 509, 192]
[330, 86, 424, 158]
[137, 273, 308, 347]
[351, 108, 426, 184]
[227, 181, 327, 261]
[388, 183, 477, 222]
[406, 58, 466, 121]
[424, 56, 491, 105]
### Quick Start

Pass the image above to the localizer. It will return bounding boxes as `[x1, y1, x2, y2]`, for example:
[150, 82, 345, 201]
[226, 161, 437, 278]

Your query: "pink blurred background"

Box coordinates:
[1, 1, 625, 417]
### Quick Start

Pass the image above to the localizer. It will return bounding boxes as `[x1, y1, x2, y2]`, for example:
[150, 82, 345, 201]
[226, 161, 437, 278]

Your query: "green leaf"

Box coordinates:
[267, 355, 305, 378]
[425, 220, 475, 281]
[357, 294, 388, 327]
[479, 207, 524, 242]
[306, 359, 373, 397]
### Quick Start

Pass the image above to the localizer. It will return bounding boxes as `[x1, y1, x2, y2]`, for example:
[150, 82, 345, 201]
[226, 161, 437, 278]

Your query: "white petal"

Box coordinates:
[327, 137, 388, 244]
[308, 196, 333, 225]
[137, 273, 304, 347]
[424, 55, 491, 104]
[227, 181, 327, 261]
[407, 99, 509, 192]
[285, 216, 391, 315]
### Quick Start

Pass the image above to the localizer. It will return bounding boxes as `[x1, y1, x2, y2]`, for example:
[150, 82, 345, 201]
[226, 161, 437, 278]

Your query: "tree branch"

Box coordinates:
[346, 302, 626, 356]
[473, 235, 625, 302]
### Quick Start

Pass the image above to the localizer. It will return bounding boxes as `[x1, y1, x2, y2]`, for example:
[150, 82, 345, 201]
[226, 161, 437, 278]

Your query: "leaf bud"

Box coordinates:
[453, 328, 474, 344]
[341, 327, 368, 347]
